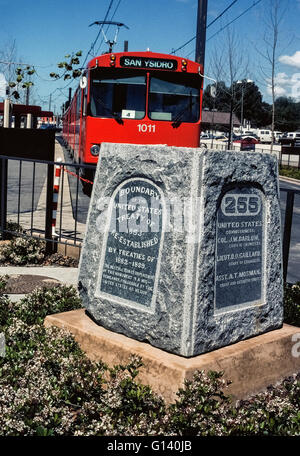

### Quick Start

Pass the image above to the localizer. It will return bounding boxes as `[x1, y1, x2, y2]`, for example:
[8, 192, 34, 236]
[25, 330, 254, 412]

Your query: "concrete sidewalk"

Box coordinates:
[0, 266, 78, 302]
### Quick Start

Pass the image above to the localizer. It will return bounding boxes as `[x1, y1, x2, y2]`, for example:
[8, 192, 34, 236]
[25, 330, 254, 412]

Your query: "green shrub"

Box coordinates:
[0, 236, 78, 267]
[0, 278, 299, 435]
[0, 321, 106, 436]
[0, 275, 8, 295]
[73, 355, 166, 436]
[229, 375, 300, 436]
[0, 237, 46, 265]
[5, 221, 24, 240]
[284, 282, 300, 327]
[279, 166, 300, 181]
[164, 370, 231, 436]
[0, 285, 82, 328]
[0, 276, 12, 330]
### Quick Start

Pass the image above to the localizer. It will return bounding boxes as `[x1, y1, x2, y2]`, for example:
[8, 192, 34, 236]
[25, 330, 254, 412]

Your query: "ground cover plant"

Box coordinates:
[0, 230, 78, 267]
[284, 282, 300, 327]
[0, 278, 299, 436]
[279, 166, 300, 181]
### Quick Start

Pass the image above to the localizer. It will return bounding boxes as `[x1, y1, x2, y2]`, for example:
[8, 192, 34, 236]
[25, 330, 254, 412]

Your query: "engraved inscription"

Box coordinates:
[215, 186, 265, 311]
[98, 178, 163, 308]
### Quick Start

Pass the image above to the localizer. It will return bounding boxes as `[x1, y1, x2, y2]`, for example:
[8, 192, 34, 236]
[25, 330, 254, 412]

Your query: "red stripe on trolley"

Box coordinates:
[52, 158, 62, 237]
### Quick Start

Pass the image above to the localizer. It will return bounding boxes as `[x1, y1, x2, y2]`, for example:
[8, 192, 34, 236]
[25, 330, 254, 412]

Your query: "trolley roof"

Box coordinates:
[87, 51, 202, 74]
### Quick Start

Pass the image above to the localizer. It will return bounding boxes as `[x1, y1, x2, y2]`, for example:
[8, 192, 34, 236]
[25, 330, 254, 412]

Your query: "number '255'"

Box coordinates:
[221, 194, 261, 216]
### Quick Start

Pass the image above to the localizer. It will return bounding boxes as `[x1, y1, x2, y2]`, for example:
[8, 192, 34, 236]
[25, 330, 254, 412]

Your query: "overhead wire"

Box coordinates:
[82, 0, 115, 67]
[48, 0, 123, 109]
[170, 0, 239, 55]
[206, 0, 263, 42]
[33, 0, 124, 109]
[94, 0, 123, 55]
[183, 0, 263, 59]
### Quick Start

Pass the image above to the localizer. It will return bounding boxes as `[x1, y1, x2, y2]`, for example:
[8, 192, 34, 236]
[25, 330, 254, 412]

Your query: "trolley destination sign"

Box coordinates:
[96, 178, 164, 309]
[120, 56, 178, 71]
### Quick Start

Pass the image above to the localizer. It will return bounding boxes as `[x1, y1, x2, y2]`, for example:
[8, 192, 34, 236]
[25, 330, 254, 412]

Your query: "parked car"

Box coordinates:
[200, 133, 212, 139]
[273, 131, 282, 143]
[214, 134, 228, 141]
[233, 135, 259, 151]
[241, 133, 260, 141]
[243, 130, 256, 136]
[256, 129, 273, 143]
[279, 131, 300, 147]
[39, 123, 62, 132]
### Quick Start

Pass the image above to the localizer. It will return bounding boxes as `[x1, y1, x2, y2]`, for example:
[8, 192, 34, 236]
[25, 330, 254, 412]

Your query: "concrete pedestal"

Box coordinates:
[44, 309, 300, 403]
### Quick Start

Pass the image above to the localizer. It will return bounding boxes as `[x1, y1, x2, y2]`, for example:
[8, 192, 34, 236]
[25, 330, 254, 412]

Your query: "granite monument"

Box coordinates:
[78, 143, 283, 357]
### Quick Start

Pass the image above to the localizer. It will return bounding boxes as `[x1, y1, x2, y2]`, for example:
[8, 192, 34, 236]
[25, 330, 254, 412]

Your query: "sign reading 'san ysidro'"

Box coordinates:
[120, 56, 178, 71]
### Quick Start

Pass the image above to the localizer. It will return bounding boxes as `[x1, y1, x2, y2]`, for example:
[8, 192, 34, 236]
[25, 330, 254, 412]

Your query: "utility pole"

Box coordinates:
[3, 99, 11, 128]
[227, 98, 233, 150]
[49, 93, 52, 111]
[3, 75, 11, 128]
[195, 0, 208, 70]
[26, 85, 30, 105]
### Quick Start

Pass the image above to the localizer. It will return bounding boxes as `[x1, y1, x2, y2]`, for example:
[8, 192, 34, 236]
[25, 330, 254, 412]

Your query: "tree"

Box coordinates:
[49, 51, 83, 81]
[232, 80, 266, 127]
[7, 66, 35, 101]
[258, 0, 289, 151]
[203, 80, 270, 130]
[0, 39, 18, 87]
[202, 81, 231, 112]
[255, 102, 272, 128]
[274, 97, 300, 131]
[204, 27, 251, 147]
[0, 39, 35, 101]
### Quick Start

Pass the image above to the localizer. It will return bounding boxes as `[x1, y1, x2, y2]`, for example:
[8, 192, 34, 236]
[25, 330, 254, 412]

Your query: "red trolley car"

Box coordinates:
[62, 51, 203, 187]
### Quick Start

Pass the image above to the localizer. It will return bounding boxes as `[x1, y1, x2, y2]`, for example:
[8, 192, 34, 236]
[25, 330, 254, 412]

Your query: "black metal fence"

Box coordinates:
[0, 154, 95, 253]
[201, 139, 300, 169]
[0, 151, 299, 283]
[279, 147, 300, 169]
[281, 187, 300, 283]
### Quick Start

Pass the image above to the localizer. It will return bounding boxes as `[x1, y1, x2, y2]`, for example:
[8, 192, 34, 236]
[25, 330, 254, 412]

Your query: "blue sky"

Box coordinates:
[0, 0, 300, 112]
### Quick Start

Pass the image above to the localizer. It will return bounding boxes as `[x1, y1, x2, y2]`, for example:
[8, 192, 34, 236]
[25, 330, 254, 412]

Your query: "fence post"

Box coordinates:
[0, 157, 8, 240]
[282, 191, 294, 283]
[45, 161, 55, 254]
[52, 158, 62, 237]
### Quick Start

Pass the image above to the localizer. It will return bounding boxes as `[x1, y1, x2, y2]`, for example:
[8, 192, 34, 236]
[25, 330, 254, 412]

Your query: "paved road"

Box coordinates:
[279, 178, 300, 283]
[7, 159, 47, 215]
[4, 145, 300, 283]
[61, 146, 91, 225]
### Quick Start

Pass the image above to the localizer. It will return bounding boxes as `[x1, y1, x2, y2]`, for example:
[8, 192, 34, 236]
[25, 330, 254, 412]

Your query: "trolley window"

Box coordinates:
[90, 70, 146, 120]
[148, 74, 200, 122]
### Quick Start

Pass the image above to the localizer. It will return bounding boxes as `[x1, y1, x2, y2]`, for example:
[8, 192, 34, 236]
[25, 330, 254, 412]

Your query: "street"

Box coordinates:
[279, 178, 300, 283]
[7, 159, 47, 215]
[4, 147, 300, 284]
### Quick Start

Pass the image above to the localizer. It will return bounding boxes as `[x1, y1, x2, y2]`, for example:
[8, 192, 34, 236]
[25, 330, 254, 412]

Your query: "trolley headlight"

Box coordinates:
[110, 54, 116, 67]
[181, 59, 187, 71]
[90, 144, 100, 156]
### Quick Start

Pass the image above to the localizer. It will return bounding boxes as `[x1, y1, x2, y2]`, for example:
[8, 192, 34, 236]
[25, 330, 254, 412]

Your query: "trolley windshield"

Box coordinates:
[149, 73, 200, 122]
[90, 70, 146, 119]
[90, 68, 200, 122]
